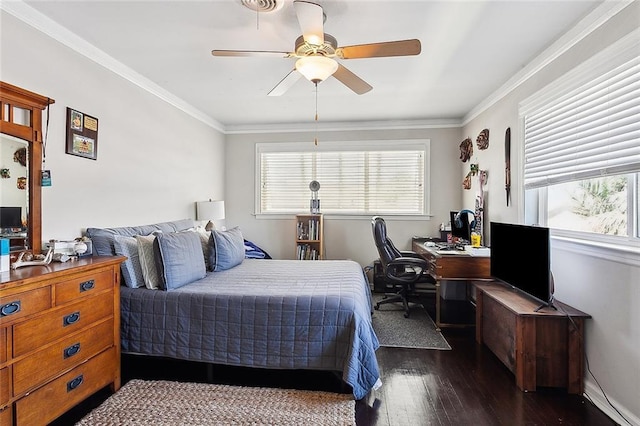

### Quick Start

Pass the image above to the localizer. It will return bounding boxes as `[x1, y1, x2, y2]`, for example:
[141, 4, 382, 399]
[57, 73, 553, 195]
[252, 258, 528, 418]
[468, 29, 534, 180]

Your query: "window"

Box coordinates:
[521, 33, 640, 245]
[544, 175, 637, 237]
[256, 140, 429, 216]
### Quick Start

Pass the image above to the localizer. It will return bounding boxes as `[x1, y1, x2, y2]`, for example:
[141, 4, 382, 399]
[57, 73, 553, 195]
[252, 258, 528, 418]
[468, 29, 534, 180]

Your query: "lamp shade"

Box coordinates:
[295, 56, 338, 83]
[196, 200, 225, 222]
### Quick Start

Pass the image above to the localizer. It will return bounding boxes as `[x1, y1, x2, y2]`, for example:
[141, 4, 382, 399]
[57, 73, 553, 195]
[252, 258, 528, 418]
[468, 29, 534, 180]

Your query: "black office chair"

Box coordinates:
[371, 216, 435, 318]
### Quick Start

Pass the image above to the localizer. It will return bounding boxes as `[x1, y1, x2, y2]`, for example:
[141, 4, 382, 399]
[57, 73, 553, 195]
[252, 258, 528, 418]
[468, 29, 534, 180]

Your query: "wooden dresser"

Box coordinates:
[0, 256, 125, 425]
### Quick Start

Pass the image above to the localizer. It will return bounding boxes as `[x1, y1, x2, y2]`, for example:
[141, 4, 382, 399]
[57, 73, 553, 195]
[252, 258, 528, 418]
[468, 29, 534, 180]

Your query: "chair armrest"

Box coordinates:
[388, 256, 428, 269]
[399, 251, 423, 259]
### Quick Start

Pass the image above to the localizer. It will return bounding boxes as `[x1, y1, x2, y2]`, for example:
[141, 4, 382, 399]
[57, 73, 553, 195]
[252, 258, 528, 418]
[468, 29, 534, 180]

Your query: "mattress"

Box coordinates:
[120, 259, 381, 399]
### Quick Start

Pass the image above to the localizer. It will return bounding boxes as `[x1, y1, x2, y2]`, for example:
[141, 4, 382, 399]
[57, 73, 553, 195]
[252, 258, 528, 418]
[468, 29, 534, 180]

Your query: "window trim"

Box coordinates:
[254, 139, 431, 217]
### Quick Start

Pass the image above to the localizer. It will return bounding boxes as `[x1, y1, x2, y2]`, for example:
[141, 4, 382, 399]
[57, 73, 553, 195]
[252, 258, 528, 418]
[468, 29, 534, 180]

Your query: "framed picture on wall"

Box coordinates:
[66, 107, 98, 160]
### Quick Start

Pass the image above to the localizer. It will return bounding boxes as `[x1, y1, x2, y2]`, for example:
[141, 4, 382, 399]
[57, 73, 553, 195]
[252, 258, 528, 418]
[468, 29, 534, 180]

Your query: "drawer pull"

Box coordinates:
[63, 311, 81, 326]
[80, 280, 95, 292]
[63, 343, 81, 359]
[67, 374, 84, 392]
[0, 301, 21, 316]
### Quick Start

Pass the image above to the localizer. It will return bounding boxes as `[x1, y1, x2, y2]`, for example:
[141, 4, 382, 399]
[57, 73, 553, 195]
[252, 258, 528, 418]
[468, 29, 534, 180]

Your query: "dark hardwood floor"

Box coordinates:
[52, 294, 615, 426]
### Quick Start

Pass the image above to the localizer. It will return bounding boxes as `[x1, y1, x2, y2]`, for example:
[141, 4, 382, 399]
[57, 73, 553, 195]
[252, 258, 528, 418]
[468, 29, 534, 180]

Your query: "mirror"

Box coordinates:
[0, 81, 55, 256]
[0, 134, 29, 251]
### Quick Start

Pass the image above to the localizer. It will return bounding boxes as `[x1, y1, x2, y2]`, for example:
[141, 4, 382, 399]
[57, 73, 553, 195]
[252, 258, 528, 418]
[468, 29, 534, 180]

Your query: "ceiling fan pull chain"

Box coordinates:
[314, 83, 319, 145]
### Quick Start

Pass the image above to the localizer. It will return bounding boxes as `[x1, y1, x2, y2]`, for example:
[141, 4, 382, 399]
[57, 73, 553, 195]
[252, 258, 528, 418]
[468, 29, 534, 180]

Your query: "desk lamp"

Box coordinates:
[196, 200, 225, 231]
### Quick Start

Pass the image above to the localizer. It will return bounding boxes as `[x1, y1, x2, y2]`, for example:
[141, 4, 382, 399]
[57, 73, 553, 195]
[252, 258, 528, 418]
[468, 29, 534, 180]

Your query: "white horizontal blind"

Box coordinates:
[523, 55, 640, 189]
[259, 143, 426, 215]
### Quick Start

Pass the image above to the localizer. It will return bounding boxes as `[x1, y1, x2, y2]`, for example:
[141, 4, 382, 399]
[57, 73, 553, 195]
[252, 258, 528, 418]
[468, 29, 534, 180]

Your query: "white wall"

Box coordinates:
[461, 3, 640, 424]
[0, 12, 225, 241]
[225, 127, 463, 266]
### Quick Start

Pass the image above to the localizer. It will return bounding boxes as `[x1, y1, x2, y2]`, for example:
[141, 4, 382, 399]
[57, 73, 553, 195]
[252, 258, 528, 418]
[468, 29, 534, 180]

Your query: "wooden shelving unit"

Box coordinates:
[295, 214, 324, 260]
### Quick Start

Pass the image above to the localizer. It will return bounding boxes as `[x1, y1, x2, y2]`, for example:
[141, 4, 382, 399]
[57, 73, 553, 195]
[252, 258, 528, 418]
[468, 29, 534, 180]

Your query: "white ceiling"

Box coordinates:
[18, 0, 604, 131]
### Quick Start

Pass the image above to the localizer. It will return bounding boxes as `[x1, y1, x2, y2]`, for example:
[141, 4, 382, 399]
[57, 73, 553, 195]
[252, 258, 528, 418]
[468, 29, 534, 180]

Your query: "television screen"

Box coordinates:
[0, 206, 23, 229]
[450, 210, 471, 242]
[490, 222, 551, 306]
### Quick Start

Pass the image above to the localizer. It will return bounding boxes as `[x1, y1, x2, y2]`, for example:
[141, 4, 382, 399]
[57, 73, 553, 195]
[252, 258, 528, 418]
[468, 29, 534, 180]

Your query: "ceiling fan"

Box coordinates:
[211, 0, 421, 96]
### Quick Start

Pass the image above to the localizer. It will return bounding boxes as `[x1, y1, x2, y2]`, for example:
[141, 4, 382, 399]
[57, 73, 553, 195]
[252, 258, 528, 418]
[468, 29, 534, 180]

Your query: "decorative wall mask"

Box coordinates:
[463, 174, 472, 190]
[459, 138, 473, 162]
[13, 147, 27, 167]
[17, 176, 27, 190]
[476, 129, 489, 150]
[0, 168, 9, 178]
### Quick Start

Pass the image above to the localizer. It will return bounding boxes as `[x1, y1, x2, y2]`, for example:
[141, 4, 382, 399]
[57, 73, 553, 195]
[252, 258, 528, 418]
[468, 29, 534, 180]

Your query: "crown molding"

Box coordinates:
[1, 1, 226, 133]
[462, 0, 635, 126]
[225, 118, 463, 134]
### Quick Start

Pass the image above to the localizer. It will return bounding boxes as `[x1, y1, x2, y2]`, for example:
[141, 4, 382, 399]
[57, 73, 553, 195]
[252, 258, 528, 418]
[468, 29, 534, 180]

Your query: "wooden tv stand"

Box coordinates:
[474, 281, 590, 394]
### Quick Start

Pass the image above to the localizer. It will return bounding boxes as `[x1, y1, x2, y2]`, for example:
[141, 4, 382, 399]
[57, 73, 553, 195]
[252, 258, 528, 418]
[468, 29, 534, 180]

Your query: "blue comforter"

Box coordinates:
[120, 259, 381, 399]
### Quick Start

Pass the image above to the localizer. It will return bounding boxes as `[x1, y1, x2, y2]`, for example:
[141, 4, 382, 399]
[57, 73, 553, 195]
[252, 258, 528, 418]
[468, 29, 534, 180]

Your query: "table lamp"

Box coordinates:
[196, 200, 225, 231]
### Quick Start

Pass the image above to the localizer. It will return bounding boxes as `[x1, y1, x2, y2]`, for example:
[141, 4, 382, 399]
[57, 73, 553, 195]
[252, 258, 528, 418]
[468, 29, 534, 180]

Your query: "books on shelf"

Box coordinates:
[296, 217, 320, 240]
[296, 244, 319, 260]
[295, 214, 323, 260]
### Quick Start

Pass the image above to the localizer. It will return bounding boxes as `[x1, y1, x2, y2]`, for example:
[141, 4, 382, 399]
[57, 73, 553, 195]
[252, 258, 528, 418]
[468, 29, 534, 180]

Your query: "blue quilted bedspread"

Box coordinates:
[120, 259, 381, 399]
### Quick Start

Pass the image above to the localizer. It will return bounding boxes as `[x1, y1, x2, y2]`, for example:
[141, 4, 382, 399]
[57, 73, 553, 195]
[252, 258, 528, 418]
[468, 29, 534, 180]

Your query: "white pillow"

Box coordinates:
[136, 234, 162, 290]
[113, 235, 145, 288]
[195, 226, 211, 270]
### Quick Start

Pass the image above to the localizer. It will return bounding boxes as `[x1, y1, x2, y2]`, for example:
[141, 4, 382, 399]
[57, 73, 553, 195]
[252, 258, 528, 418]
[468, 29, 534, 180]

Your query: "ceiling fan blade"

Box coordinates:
[293, 0, 324, 46]
[332, 64, 372, 95]
[267, 69, 303, 96]
[211, 50, 292, 58]
[338, 39, 421, 59]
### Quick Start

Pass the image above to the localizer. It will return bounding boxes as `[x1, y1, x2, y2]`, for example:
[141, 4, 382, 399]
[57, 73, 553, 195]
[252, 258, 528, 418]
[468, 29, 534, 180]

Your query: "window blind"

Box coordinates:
[523, 55, 640, 189]
[258, 142, 427, 215]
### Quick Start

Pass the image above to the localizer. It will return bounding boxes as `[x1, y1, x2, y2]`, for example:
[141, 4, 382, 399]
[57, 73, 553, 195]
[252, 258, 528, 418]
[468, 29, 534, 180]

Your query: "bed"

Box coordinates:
[86, 219, 381, 399]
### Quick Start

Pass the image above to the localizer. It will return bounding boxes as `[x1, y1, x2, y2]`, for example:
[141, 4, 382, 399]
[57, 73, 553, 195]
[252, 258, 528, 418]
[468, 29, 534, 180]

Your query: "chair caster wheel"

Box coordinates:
[404, 312, 410, 318]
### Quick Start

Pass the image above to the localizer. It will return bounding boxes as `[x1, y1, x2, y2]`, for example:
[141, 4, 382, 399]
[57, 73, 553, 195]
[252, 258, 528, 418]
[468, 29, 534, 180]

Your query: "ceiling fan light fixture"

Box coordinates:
[240, 0, 284, 13]
[295, 56, 338, 83]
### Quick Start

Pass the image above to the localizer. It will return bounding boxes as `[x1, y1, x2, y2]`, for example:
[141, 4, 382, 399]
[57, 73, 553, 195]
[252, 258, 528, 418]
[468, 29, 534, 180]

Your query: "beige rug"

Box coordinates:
[77, 379, 355, 425]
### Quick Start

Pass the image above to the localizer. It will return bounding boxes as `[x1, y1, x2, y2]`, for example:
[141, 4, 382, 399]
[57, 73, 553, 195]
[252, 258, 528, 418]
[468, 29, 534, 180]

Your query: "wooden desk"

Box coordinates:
[474, 281, 590, 394]
[412, 240, 491, 330]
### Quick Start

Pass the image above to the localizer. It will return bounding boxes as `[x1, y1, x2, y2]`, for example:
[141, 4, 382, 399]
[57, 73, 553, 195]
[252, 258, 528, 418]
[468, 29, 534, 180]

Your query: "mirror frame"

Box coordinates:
[0, 82, 55, 255]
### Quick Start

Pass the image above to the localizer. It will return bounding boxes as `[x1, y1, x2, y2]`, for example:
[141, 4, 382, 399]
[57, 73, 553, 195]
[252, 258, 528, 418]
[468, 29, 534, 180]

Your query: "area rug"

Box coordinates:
[371, 294, 451, 350]
[76, 379, 355, 426]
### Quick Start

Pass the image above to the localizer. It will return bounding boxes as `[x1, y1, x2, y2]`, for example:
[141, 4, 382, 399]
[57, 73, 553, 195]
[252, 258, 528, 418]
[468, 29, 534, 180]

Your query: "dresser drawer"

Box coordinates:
[14, 346, 117, 426]
[13, 319, 114, 396]
[0, 287, 51, 327]
[0, 404, 11, 426]
[0, 327, 6, 363]
[12, 290, 114, 357]
[55, 268, 113, 305]
[0, 366, 10, 406]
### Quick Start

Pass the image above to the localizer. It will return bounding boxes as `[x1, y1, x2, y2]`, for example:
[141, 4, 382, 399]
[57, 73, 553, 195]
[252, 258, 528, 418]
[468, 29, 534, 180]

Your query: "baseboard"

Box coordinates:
[584, 379, 640, 426]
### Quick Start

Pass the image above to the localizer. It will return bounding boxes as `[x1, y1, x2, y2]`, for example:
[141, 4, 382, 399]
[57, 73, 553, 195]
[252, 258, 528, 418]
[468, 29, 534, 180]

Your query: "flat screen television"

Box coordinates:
[490, 222, 553, 309]
[450, 210, 471, 243]
[0, 206, 23, 229]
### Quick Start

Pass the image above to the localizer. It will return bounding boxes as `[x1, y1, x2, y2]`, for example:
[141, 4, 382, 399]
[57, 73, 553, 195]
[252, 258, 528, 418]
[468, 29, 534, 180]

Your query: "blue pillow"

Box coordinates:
[155, 231, 206, 290]
[208, 227, 244, 271]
